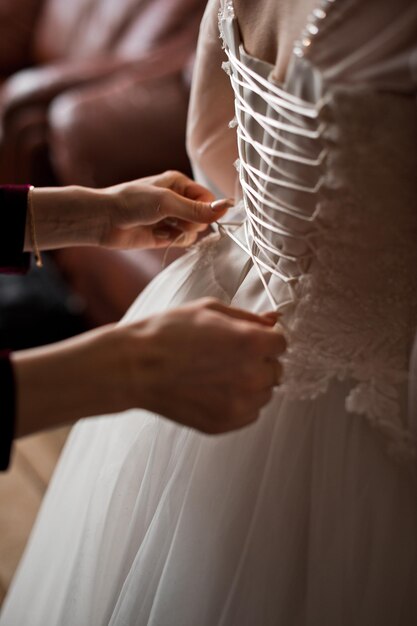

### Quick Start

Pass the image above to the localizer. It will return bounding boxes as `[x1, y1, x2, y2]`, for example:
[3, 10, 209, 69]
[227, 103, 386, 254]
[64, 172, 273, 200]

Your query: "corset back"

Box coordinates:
[219, 1, 417, 466]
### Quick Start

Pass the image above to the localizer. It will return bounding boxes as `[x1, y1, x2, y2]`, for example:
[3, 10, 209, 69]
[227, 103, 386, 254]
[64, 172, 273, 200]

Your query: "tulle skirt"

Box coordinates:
[2, 233, 417, 625]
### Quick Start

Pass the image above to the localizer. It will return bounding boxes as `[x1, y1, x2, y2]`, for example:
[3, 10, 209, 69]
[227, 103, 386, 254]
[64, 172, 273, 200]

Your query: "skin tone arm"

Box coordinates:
[12, 299, 285, 438]
[25, 170, 233, 253]
[11, 171, 286, 438]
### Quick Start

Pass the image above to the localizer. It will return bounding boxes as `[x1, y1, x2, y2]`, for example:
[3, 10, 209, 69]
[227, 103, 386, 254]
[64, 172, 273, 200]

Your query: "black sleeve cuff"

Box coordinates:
[0, 185, 31, 274]
[0, 351, 16, 471]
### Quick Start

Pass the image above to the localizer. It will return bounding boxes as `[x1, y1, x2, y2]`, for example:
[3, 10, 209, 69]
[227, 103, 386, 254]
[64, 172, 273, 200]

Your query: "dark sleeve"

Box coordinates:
[409, 333, 417, 427]
[0, 185, 31, 274]
[0, 352, 16, 471]
[0, 186, 29, 468]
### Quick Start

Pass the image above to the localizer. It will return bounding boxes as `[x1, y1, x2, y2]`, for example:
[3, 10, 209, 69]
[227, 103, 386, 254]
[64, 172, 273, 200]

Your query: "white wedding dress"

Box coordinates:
[2, 1, 417, 624]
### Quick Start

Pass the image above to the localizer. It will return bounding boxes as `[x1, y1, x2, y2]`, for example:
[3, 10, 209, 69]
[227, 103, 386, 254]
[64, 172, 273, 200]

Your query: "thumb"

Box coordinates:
[162, 191, 234, 224]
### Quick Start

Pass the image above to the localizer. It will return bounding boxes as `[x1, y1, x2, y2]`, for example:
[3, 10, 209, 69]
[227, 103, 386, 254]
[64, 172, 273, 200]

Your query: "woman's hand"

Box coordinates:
[101, 170, 233, 249]
[12, 299, 286, 437]
[28, 171, 233, 252]
[118, 299, 286, 434]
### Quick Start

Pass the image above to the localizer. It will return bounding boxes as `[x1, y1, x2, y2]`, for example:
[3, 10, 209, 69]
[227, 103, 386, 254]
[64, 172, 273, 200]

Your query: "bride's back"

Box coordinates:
[188, 0, 417, 197]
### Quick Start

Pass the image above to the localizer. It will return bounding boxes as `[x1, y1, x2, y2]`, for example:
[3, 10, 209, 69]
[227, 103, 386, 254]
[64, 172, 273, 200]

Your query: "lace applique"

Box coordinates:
[218, 1, 235, 50]
[188, 231, 223, 273]
[221, 60, 232, 76]
[279, 89, 417, 466]
[218, 0, 235, 23]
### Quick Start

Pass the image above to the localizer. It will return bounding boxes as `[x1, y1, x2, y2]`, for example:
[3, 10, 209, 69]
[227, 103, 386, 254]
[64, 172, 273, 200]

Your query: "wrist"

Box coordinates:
[114, 322, 163, 414]
[26, 186, 110, 250]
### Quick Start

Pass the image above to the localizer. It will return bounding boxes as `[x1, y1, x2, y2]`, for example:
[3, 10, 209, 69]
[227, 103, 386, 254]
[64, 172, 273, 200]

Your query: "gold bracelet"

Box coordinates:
[27, 186, 43, 268]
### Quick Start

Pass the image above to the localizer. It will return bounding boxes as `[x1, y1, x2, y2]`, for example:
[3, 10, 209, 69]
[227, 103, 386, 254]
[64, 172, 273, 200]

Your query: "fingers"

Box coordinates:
[247, 359, 283, 390]
[261, 330, 287, 358]
[224, 361, 282, 432]
[250, 388, 274, 413]
[218, 388, 275, 433]
[164, 171, 216, 203]
[190, 300, 287, 361]
[201, 299, 280, 327]
[265, 357, 283, 387]
[160, 190, 234, 224]
[243, 387, 275, 422]
[192, 299, 287, 358]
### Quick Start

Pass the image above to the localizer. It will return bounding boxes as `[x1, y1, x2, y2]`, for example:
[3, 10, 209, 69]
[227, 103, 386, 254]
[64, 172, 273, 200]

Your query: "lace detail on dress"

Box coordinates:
[280, 89, 417, 466]
[188, 231, 223, 273]
[221, 0, 235, 21]
[218, 2, 417, 467]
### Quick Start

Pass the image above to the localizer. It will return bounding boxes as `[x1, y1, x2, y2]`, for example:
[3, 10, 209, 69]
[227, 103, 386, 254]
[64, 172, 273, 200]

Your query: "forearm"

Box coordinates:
[11, 325, 129, 438]
[24, 186, 112, 251]
[7, 300, 285, 442]
[20, 173, 229, 255]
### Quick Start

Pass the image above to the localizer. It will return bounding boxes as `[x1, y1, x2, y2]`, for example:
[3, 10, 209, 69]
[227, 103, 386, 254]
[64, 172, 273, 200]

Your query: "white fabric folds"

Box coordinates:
[2, 1, 417, 624]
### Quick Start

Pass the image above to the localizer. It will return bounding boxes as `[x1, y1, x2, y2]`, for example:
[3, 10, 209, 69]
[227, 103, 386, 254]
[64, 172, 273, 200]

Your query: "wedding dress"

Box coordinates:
[2, 1, 417, 624]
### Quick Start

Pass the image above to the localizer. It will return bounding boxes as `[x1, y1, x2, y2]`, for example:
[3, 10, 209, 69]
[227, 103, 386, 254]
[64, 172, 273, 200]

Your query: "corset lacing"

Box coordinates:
[217, 1, 417, 471]
[220, 43, 327, 311]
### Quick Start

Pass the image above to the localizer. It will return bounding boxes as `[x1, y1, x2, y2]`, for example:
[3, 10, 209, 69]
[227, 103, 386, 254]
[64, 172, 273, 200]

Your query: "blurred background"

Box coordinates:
[0, 0, 207, 602]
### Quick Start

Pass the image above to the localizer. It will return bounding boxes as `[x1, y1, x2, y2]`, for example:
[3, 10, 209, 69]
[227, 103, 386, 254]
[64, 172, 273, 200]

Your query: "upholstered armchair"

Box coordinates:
[0, 0, 206, 324]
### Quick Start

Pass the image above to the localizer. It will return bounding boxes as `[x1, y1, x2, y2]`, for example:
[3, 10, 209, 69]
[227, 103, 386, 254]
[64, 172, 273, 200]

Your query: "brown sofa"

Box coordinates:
[0, 0, 206, 324]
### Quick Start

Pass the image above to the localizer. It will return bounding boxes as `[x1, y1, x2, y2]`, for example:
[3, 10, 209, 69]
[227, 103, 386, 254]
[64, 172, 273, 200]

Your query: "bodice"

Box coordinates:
[218, 1, 417, 467]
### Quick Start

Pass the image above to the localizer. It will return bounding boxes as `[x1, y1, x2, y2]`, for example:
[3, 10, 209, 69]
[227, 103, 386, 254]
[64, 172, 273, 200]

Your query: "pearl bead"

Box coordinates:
[293, 0, 338, 58]
[293, 44, 305, 58]
[306, 23, 319, 36]
[313, 8, 327, 20]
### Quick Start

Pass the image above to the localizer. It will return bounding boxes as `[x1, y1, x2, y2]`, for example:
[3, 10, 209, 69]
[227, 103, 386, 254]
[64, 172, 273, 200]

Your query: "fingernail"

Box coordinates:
[210, 198, 234, 212]
[154, 228, 173, 240]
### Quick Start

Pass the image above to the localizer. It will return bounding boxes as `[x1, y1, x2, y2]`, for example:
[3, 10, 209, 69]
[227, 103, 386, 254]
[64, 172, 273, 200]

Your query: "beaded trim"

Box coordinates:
[293, 0, 338, 58]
